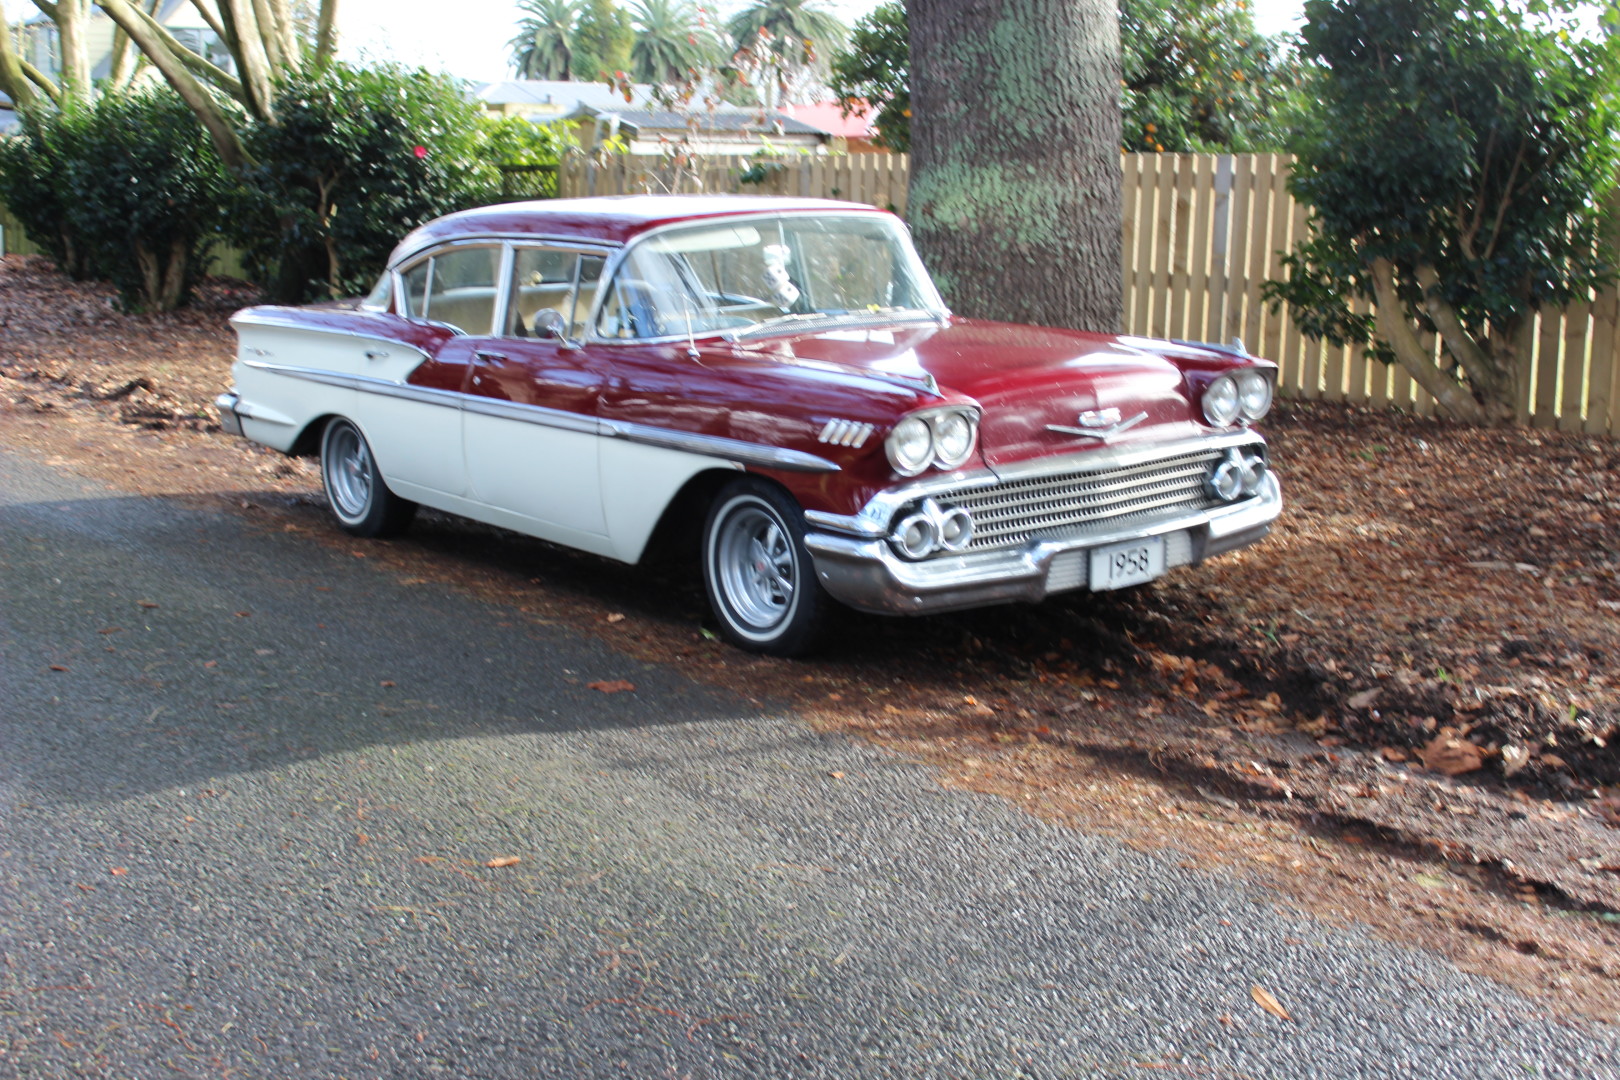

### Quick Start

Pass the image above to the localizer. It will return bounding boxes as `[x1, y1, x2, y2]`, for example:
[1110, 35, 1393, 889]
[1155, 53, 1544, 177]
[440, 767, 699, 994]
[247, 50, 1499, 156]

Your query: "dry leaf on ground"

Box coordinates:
[1250, 984, 1293, 1021]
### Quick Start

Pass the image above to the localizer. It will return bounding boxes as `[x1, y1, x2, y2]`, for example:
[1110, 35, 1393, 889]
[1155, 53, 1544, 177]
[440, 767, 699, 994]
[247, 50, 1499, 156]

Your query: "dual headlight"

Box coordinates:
[885, 406, 980, 476]
[1202, 369, 1274, 427]
[1210, 446, 1269, 502]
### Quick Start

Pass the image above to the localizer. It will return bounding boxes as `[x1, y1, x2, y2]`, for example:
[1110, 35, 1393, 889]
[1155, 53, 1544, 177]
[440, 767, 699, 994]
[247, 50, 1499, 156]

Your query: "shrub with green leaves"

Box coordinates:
[0, 89, 229, 310]
[231, 63, 501, 304]
[1265, 0, 1620, 424]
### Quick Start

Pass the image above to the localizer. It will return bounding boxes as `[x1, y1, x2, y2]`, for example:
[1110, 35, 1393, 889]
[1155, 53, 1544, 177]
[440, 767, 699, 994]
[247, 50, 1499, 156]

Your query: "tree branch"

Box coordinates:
[20, 59, 63, 102]
[1412, 262, 1500, 393]
[218, 0, 277, 121]
[1480, 137, 1528, 262]
[0, 20, 41, 109]
[188, 0, 233, 50]
[130, 2, 246, 99]
[315, 0, 339, 68]
[1369, 257, 1486, 422]
[94, 0, 253, 172]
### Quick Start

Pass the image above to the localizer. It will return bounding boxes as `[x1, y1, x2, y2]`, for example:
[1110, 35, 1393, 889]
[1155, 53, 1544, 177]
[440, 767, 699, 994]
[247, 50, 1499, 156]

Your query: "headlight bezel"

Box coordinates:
[1202, 367, 1275, 427]
[884, 406, 981, 477]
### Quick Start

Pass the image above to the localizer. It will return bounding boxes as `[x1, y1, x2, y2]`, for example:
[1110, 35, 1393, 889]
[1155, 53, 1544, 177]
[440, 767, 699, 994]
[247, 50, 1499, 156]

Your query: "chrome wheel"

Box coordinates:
[319, 418, 416, 538]
[715, 505, 796, 632]
[703, 480, 825, 656]
[324, 421, 373, 522]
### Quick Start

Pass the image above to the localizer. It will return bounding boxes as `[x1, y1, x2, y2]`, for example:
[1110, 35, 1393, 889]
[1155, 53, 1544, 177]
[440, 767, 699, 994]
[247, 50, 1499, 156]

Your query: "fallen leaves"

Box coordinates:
[1419, 732, 1485, 777]
[483, 856, 521, 869]
[1250, 984, 1293, 1021]
[588, 680, 635, 694]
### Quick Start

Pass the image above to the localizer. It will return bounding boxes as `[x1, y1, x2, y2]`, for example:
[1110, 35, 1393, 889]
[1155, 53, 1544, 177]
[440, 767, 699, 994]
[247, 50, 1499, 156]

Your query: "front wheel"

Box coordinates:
[319, 417, 417, 538]
[702, 478, 825, 656]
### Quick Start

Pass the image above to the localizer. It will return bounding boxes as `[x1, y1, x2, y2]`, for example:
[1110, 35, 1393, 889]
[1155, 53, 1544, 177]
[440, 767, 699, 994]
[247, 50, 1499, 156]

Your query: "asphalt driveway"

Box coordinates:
[1, 445, 1615, 1079]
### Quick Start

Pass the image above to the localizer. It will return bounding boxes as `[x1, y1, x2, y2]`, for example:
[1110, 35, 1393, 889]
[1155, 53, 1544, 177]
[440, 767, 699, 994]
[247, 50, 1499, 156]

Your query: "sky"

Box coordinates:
[1, 0, 1308, 85]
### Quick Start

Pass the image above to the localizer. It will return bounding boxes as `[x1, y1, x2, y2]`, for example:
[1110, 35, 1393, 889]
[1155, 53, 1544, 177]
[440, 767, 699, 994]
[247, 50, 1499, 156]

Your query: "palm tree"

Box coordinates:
[629, 0, 721, 85]
[726, 0, 847, 107]
[509, 0, 581, 80]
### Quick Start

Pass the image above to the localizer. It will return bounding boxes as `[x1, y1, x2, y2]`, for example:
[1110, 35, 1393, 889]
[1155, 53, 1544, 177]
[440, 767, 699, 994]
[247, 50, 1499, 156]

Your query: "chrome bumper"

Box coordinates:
[804, 473, 1282, 616]
[215, 391, 245, 437]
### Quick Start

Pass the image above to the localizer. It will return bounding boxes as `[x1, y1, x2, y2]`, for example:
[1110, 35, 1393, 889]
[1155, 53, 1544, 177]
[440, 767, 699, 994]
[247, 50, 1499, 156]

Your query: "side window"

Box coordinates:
[401, 259, 430, 317]
[424, 246, 500, 334]
[505, 247, 580, 338]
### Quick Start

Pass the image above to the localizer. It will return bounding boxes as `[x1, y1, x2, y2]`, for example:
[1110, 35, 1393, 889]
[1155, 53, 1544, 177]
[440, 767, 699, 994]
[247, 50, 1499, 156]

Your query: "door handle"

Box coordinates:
[364, 349, 389, 360]
[475, 351, 510, 367]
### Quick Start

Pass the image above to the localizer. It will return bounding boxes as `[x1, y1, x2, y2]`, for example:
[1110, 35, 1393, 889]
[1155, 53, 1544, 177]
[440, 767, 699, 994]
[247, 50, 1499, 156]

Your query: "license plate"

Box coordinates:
[1088, 537, 1165, 591]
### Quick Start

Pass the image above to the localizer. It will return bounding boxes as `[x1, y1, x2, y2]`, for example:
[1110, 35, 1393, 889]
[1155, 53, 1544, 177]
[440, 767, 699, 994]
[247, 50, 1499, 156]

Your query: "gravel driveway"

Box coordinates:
[2, 445, 1615, 1079]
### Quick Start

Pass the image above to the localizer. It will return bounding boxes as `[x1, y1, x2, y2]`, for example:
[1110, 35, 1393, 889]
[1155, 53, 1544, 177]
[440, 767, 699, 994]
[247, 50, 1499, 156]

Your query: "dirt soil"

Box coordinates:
[3, 253, 1618, 1023]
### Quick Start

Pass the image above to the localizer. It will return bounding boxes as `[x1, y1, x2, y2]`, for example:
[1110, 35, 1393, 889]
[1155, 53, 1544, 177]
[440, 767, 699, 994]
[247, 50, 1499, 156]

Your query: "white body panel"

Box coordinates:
[463, 410, 606, 535]
[600, 440, 740, 562]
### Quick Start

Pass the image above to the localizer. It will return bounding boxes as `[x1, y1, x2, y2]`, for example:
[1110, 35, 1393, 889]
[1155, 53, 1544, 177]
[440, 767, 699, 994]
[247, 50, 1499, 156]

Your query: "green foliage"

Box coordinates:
[1264, 0, 1620, 420]
[1120, 0, 1297, 152]
[628, 0, 724, 84]
[575, 0, 636, 81]
[0, 88, 229, 311]
[828, 2, 909, 151]
[509, 0, 580, 79]
[727, 0, 847, 107]
[230, 63, 498, 304]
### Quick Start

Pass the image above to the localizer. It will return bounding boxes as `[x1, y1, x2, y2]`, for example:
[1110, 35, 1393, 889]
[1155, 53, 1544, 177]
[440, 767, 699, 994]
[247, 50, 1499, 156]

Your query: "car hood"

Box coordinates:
[730, 317, 1222, 468]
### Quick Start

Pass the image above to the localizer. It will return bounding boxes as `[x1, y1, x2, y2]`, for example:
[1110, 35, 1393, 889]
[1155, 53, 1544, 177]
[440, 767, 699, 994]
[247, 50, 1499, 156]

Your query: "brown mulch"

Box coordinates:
[3, 252, 1618, 1021]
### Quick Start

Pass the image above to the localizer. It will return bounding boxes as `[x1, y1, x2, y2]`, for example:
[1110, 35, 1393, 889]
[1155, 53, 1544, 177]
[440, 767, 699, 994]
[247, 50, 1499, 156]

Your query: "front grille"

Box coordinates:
[950, 448, 1228, 551]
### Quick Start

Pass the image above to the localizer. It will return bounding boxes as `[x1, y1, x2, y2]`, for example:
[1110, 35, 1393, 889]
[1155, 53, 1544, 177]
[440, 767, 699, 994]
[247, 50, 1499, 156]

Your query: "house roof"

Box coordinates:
[567, 104, 828, 138]
[776, 101, 879, 140]
[471, 79, 656, 112]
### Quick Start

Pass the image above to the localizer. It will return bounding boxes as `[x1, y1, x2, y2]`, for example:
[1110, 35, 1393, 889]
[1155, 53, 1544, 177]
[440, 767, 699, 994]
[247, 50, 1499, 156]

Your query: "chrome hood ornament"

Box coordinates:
[1046, 408, 1148, 442]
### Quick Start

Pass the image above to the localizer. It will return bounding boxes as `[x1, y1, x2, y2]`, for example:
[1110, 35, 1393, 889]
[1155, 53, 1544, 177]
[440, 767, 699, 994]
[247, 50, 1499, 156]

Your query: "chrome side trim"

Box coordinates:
[234, 359, 837, 472]
[230, 309, 454, 346]
[601, 419, 840, 473]
[463, 395, 599, 436]
[214, 391, 244, 437]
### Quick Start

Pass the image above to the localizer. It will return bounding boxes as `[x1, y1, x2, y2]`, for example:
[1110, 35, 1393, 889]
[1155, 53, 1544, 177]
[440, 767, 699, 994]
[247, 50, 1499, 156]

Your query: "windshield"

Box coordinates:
[595, 213, 946, 340]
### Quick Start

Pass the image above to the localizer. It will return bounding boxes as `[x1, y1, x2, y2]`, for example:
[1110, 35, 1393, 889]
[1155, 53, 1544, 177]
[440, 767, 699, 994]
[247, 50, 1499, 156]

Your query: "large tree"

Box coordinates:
[726, 0, 845, 108]
[833, 0, 1292, 156]
[627, 0, 720, 84]
[509, 0, 579, 79]
[1264, 0, 1620, 424]
[907, 0, 1124, 331]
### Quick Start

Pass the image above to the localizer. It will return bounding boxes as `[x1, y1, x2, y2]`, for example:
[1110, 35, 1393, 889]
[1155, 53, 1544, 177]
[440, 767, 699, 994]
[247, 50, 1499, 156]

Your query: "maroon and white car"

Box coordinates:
[217, 195, 1281, 655]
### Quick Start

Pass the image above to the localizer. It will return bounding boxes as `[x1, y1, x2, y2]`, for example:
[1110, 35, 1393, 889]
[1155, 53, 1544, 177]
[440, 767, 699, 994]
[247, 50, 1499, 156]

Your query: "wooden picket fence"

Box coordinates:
[560, 152, 1620, 437]
[5, 153, 1617, 435]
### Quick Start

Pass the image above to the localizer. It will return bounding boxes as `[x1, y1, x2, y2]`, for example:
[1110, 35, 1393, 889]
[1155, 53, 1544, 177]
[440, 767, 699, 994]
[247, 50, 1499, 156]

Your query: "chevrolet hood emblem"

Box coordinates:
[1046, 408, 1148, 441]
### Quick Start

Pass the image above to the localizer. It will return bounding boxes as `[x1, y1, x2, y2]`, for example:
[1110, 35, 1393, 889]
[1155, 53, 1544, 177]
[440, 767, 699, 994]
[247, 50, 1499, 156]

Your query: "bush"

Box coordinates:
[0, 89, 229, 310]
[230, 63, 502, 304]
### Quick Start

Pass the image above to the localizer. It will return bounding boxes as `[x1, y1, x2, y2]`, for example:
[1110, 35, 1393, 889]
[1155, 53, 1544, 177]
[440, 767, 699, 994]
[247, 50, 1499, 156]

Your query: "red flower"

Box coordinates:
[412, 145, 428, 159]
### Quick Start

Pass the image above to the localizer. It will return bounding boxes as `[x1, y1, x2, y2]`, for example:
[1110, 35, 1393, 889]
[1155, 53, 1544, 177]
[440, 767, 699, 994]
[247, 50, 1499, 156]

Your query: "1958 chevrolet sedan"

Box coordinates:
[217, 195, 1281, 655]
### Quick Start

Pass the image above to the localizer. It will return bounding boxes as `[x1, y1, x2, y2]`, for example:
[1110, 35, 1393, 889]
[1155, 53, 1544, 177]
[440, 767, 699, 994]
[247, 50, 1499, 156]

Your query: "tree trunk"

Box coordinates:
[0, 18, 39, 108]
[1368, 257, 1487, 424]
[54, 0, 95, 104]
[907, 0, 1124, 332]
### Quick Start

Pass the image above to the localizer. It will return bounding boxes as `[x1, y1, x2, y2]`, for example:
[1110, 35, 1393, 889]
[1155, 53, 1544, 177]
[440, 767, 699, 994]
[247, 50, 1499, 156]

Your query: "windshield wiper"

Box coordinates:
[727, 307, 941, 341]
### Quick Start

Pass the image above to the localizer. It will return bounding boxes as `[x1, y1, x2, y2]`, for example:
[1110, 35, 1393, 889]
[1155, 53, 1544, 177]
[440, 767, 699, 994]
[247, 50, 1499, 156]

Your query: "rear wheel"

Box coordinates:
[702, 478, 825, 656]
[319, 417, 416, 538]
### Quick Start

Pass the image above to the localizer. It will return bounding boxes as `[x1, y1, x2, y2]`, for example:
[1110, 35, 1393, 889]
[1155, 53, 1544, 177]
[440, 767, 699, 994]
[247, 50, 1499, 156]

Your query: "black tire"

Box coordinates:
[319, 417, 417, 538]
[702, 478, 825, 656]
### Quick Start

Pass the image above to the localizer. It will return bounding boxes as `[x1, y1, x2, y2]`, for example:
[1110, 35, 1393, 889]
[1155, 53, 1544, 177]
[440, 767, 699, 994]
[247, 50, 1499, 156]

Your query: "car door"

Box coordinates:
[462, 245, 611, 543]
[357, 242, 503, 499]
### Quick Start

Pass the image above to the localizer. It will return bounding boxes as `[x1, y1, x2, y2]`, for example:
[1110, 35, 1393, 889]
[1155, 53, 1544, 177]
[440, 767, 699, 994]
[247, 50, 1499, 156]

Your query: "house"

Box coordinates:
[471, 79, 658, 122]
[15, 0, 232, 84]
[777, 100, 886, 153]
[566, 102, 831, 156]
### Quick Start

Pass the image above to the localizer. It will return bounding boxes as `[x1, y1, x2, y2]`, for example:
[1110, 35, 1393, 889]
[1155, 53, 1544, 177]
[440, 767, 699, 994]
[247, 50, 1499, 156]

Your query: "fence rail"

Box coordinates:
[6, 154, 1617, 436]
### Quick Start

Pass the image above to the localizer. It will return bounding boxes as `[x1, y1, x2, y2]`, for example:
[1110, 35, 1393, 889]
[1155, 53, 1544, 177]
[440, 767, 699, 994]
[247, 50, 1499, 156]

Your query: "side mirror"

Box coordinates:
[532, 309, 568, 340]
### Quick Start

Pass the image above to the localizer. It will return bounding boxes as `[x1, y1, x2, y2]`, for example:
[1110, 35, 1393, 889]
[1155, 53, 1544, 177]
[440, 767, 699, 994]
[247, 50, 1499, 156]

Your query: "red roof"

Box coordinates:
[776, 101, 879, 140]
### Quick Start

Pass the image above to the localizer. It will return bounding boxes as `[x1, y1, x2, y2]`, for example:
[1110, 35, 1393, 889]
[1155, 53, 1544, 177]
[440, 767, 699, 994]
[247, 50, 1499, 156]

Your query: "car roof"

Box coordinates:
[390, 195, 893, 264]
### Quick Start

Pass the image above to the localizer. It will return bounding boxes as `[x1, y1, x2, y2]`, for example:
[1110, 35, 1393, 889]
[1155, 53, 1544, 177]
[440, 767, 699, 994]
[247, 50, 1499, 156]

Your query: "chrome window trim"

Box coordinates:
[238, 359, 838, 473]
[229, 313, 442, 353]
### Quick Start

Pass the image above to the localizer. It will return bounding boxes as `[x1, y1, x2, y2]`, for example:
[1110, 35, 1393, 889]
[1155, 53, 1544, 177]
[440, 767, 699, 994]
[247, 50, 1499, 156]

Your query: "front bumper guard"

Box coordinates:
[804, 472, 1282, 616]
